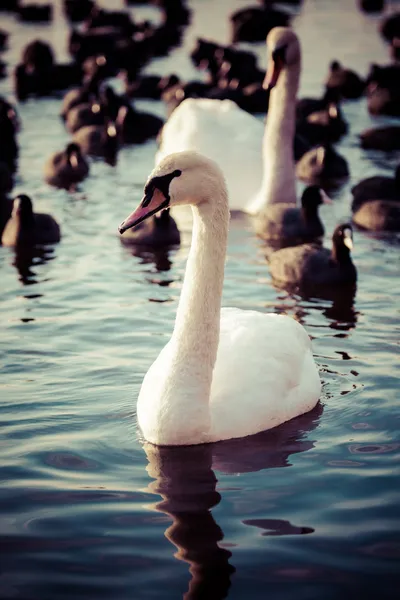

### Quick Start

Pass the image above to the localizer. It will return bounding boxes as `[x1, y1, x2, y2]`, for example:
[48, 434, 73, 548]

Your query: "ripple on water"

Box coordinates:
[0, 0, 399, 598]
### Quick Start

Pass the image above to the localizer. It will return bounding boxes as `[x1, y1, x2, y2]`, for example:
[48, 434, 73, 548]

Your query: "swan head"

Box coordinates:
[263, 27, 301, 90]
[118, 151, 226, 233]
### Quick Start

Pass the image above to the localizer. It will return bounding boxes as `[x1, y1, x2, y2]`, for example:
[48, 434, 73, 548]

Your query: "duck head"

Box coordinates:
[301, 185, 332, 215]
[332, 223, 354, 263]
[21, 39, 54, 72]
[104, 121, 119, 166]
[330, 60, 342, 73]
[66, 143, 83, 168]
[12, 194, 34, 225]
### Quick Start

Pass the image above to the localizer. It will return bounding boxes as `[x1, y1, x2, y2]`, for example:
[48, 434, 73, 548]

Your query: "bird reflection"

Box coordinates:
[144, 404, 323, 599]
[271, 282, 358, 332]
[322, 287, 358, 332]
[243, 517, 314, 536]
[12, 245, 56, 285]
[145, 443, 234, 600]
[123, 244, 175, 273]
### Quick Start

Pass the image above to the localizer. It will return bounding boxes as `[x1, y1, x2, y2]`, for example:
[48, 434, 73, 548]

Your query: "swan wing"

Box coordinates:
[209, 308, 321, 441]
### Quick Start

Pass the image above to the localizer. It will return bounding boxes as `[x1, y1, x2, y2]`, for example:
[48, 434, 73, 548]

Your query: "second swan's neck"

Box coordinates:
[256, 62, 300, 213]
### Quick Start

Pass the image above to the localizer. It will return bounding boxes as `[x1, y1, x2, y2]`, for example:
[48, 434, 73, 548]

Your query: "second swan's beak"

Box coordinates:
[118, 188, 168, 234]
[263, 49, 285, 90]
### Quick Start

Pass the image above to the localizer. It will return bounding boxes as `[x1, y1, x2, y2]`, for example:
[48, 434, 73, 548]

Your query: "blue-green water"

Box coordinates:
[1, 1, 399, 598]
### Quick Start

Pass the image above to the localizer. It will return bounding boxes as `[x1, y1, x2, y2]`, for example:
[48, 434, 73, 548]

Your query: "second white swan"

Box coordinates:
[156, 28, 301, 214]
[119, 151, 321, 446]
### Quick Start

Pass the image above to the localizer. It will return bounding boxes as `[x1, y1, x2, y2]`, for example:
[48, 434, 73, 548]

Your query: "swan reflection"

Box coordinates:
[144, 404, 323, 599]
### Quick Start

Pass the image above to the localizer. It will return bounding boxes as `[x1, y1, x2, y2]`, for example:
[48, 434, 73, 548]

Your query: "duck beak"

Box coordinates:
[328, 104, 338, 118]
[69, 153, 79, 168]
[320, 189, 333, 204]
[118, 188, 168, 234]
[316, 146, 326, 166]
[343, 230, 353, 250]
[12, 198, 21, 218]
[263, 55, 284, 90]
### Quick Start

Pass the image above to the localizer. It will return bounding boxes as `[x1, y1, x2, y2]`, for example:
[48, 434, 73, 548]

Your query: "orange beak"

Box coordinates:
[119, 189, 168, 234]
[263, 56, 284, 90]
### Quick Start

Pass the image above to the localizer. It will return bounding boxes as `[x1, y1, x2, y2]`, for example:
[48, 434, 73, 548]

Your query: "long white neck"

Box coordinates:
[250, 62, 300, 214]
[151, 186, 230, 444]
[172, 194, 229, 378]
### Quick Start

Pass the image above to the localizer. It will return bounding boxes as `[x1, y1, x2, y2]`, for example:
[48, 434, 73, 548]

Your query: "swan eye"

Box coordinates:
[142, 170, 182, 207]
[272, 44, 288, 65]
[142, 182, 155, 207]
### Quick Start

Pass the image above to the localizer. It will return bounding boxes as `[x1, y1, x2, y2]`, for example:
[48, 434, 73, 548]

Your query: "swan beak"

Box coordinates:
[118, 189, 168, 234]
[320, 189, 333, 204]
[263, 56, 284, 90]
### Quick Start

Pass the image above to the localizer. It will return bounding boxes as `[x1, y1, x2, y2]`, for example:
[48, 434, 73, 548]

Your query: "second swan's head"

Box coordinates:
[264, 27, 301, 90]
[118, 151, 227, 234]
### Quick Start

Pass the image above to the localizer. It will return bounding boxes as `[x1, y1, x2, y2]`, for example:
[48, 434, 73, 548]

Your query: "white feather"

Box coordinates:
[156, 28, 301, 214]
[129, 151, 321, 446]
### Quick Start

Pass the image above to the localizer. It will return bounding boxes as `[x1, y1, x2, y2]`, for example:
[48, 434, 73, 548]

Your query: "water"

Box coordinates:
[1, 1, 400, 598]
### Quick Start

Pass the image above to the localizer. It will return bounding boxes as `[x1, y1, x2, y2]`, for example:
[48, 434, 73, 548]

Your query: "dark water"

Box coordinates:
[1, 1, 400, 598]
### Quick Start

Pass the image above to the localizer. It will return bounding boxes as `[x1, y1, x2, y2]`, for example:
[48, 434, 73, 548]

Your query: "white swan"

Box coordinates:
[156, 27, 301, 214]
[119, 151, 321, 446]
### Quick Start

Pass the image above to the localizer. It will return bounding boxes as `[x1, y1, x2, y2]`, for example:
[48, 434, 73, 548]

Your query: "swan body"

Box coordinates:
[138, 307, 320, 445]
[157, 28, 301, 215]
[156, 97, 263, 212]
[119, 151, 321, 446]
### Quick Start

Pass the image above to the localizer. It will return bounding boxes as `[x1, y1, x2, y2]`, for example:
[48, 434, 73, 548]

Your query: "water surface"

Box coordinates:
[1, 1, 399, 598]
